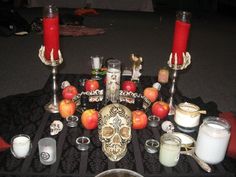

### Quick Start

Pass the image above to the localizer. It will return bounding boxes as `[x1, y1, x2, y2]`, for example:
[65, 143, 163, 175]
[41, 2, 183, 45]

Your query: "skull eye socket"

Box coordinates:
[120, 127, 130, 139]
[102, 126, 114, 138]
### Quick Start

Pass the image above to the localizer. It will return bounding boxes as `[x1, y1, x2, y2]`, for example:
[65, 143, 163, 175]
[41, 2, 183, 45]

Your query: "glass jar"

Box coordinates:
[195, 117, 231, 164]
[159, 133, 181, 167]
[105, 59, 121, 103]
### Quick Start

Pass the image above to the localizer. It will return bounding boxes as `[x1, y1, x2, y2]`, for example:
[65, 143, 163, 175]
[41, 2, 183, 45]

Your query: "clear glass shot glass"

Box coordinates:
[76, 136, 90, 151]
[148, 115, 160, 127]
[11, 134, 31, 159]
[66, 115, 79, 127]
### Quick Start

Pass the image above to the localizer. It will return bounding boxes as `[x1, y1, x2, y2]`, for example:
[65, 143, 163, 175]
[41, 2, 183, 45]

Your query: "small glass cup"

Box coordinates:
[91, 56, 103, 80]
[66, 115, 79, 127]
[159, 133, 181, 167]
[76, 136, 90, 151]
[145, 139, 159, 154]
[11, 134, 31, 159]
[38, 137, 56, 165]
[148, 115, 160, 127]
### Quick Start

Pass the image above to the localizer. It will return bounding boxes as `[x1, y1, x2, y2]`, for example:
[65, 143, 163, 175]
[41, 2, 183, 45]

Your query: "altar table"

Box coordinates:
[0, 74, 235, 177]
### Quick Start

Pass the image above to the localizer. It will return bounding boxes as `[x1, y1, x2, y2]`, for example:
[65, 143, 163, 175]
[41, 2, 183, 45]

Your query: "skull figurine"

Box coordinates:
[98, 103, 132, 161]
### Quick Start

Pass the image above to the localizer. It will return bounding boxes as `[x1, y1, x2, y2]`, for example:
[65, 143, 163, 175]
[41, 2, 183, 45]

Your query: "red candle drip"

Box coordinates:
[172, 20, 191, 65]
[43, 15, 59, 60]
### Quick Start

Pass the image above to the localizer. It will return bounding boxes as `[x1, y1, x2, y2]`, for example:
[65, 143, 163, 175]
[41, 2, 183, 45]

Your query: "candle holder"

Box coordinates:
[39, 46, 63, 113]
[167, 52, 191, 115]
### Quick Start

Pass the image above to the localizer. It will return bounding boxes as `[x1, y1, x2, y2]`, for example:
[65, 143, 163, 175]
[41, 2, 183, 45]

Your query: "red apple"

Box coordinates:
[143, 87, 158, 103]
[132, 110, 148, 129]
[62, 85, 78, 100]
[85, 79, 99, 91]
[151, 101, 169, 119]
[59, 99, 76, 118]
[81, 109, 99, 130]
[122, 80, 137, 92]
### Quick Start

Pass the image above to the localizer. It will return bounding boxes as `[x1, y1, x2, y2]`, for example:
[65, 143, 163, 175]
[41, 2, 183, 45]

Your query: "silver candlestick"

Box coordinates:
[167, 52, 191, 115]
[39, 46, 63, 113]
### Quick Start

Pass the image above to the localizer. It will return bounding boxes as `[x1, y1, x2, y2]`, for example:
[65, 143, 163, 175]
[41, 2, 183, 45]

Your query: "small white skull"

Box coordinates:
[50, 120, 63, 135]
[61, 81, 71, 89]
[98, 104, 132, 161]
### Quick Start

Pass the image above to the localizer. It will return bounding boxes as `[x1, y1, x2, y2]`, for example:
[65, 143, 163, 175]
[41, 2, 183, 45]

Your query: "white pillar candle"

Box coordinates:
[11, 135, 31, 158]
[92, 57, 101, 69]
[159, 133, 181, 167]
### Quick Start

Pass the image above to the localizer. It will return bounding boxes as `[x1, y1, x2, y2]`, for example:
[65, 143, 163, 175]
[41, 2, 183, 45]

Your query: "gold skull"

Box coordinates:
[98, 103, 132, 161]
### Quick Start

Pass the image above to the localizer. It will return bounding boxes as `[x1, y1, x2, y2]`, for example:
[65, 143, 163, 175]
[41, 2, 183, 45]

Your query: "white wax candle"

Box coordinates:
[12, 136, 30, 158]
[93, 57, 100, 69]
[159, 140, 180, 167]
[195, 123, 230, 164]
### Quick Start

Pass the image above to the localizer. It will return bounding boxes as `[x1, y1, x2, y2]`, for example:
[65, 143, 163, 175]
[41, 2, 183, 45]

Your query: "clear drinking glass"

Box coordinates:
[91, 56, 103, 80]
[105, 59, 121, 103]
[11, 134, 31, 159]
[38, 137, 56, 165]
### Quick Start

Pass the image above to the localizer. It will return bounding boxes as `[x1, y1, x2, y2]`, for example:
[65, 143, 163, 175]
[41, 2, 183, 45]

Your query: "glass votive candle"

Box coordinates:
[11, 134, 31, 159]
[76, 136, 90, 151]
[148, 115, 160, 127]
[66, 115, 79, 127]
[145, 139, 159, 154]
[159, 133, 181, 167]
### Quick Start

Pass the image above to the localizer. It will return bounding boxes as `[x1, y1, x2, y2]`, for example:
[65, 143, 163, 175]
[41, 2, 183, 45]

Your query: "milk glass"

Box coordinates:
[105, 59, 121, 103]
[159, 133, 181, 167]
[195, 117, 231, 164]
[11, 134, 31, 158]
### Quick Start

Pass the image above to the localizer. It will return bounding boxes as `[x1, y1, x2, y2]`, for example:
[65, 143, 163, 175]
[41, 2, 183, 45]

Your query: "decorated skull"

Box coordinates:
[98, 103, 132, 161]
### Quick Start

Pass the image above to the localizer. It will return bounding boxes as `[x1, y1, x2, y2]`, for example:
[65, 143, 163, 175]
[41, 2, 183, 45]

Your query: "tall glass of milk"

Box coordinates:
[11, 134, 31, 158]
[195, 117, 231, 164]
[159, 133, 181, 167]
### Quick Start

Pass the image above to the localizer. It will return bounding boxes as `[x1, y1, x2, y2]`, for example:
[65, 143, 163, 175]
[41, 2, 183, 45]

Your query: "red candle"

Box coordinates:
[43, 6, 59, 60]
[172, 19, 191, 65]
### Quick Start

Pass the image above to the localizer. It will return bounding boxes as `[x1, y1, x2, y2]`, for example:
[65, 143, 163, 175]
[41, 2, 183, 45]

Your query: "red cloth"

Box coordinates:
[219, 112, 236, 159]
[0, 137, 10, 152]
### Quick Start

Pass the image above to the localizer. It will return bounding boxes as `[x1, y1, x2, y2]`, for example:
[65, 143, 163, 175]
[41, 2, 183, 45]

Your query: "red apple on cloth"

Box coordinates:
[151, 101, 169, 119]
[62, 85, 78, 100]
[132, 110, 148, 129]
[143, 87, 158, 103]
[85, 79, 99, 91]
[59, 99, 76, 118]
[122, 80, 137, 92]
[81, 109, 99, 130]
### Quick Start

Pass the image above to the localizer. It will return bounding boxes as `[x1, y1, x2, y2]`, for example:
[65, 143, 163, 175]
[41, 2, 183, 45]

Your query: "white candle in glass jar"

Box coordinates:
[159, 133, 181, 167]
[12, 135, 31, 158]
[195, 117, 231, 164]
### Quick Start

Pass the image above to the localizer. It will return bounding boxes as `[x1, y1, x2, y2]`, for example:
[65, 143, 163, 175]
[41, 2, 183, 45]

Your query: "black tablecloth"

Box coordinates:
[0, 74, 235, 177]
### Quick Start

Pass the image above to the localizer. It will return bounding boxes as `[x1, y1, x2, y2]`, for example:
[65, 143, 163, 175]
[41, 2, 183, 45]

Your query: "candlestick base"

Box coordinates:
[44, 101, 59, 113]
[167, 52, 191, 115]
[39, 45, 63, 113]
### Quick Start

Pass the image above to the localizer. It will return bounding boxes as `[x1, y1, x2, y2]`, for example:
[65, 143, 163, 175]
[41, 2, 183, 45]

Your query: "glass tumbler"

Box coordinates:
[38, 137, 57, 165]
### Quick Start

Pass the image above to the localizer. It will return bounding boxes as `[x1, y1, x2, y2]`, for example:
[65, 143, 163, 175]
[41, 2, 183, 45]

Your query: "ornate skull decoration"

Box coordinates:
[98, 103, 132, 161]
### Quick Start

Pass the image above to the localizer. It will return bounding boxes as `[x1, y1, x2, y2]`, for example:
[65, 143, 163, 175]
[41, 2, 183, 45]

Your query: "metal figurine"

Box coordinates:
[167, 52, 191, 115]
[39, 46, 63, 113]
[130, 54, 142, 82]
